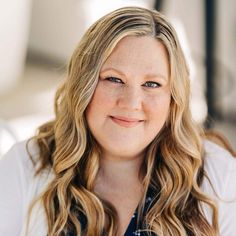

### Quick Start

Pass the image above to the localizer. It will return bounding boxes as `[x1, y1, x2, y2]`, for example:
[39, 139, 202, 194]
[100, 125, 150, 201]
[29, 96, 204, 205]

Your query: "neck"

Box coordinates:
[95, 152, 146, 192]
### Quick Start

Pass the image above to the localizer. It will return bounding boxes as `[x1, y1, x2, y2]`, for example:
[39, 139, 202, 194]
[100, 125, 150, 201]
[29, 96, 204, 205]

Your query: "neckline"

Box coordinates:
[123, 187, 155, 235]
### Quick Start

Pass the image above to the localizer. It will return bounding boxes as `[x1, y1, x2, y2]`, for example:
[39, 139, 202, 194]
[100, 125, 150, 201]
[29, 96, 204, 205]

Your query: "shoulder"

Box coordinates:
[0, 138, 54, 188]
[0, 140, 36, 234]
[203, 139, 236, 174]
[0, 140, 54, 235]
[201, 140, 236, 235]
[0, 140, 37, 181]
[0, 139, 51, 200]
[202, 139, 236, 198]
[203, 139, 235, 161]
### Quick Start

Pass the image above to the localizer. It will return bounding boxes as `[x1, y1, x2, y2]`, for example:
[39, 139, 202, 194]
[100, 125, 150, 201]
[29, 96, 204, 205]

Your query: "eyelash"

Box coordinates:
[106, 77, 124, 84]
[142, 81, 161, 88]
[104, 77, 161, 88]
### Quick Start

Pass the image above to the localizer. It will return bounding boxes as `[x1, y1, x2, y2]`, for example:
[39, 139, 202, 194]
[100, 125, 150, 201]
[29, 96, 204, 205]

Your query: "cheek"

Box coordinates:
[145, 91, 171, 123]
[86, 83, 118, 122]
[92, 82, 120, 107]
[87, 84, 113, 112]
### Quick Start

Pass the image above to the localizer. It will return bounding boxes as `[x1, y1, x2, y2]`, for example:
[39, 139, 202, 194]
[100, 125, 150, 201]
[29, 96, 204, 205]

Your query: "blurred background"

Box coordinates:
[0, 0, 235, 156]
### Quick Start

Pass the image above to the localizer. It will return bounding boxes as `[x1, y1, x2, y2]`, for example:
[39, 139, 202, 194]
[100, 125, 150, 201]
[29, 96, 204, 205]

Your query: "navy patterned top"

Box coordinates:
[124, 188, 155, 236]
[67, 187, 156, 236]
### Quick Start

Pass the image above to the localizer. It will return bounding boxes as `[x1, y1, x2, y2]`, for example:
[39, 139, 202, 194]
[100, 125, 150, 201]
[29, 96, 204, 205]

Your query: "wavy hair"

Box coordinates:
[27, 6, 219, 236]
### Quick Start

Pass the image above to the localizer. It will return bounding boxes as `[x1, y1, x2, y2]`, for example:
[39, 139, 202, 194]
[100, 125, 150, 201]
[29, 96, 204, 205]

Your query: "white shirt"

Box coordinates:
[0, 140, 236, 236]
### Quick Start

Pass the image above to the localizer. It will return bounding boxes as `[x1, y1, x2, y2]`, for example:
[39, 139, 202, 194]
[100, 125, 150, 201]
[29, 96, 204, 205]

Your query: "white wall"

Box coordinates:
[163, 0, 207, 122]
[28, 0, 154, 61]
[0, 0, 31, 95]
[163, 0, 236, 120]
[28, 0, 86, 61]
[217, 0, 236, 118]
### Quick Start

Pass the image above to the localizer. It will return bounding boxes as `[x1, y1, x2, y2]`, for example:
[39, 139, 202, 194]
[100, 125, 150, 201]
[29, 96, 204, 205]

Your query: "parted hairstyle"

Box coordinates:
[27, 6, 220, 236]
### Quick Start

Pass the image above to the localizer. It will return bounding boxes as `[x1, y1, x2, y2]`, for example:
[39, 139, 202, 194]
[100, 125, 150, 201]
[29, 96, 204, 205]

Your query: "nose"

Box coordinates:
[116, 86, 143, 110]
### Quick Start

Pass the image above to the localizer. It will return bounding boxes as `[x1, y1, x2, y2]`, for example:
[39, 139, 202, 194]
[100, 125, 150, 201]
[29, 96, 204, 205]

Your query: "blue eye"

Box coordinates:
[106, 77, 124, 84]
[142, 81, 161, 88]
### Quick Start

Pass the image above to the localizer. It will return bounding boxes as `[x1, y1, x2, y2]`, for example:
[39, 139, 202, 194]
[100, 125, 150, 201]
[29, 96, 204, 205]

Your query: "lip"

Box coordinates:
[109, 116, 143, 128]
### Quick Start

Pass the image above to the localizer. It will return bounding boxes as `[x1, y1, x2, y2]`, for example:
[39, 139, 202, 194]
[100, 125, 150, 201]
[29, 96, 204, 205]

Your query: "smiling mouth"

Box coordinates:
[109, 116, 144, 128]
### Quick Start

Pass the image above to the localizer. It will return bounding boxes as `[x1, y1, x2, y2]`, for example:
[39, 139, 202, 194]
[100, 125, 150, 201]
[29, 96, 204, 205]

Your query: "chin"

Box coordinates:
[104, 145, 146, 159]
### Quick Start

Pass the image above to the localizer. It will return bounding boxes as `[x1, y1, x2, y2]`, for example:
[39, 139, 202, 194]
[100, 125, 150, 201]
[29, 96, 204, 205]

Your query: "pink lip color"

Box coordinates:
[110, 116, 143, 128]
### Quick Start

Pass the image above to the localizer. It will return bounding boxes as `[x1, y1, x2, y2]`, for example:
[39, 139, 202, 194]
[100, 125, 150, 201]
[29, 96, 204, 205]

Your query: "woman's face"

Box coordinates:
[86, 36, 171, 159]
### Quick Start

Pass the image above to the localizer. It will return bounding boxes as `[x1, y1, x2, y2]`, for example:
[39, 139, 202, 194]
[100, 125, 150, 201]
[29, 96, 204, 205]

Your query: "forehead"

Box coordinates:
[101, 36, 170, 79]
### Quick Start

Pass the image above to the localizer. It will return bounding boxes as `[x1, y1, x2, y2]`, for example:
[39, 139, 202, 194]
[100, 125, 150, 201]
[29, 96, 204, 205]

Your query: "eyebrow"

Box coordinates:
[100, 67, 168, 82]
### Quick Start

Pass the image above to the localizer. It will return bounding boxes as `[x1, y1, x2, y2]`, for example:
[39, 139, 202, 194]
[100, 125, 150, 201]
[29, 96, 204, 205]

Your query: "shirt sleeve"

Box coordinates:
[203, 140, 236, 236]
[218, 160, 236, 235]
[0, 142, 32, 235]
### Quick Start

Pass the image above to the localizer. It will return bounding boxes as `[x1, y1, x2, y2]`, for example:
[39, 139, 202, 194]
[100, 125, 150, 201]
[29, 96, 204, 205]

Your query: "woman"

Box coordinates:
[0, 6, 235, 236]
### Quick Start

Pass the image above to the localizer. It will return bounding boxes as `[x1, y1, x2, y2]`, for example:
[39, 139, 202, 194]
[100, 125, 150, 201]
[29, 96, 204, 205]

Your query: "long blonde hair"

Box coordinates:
[28, 6, 219, 236]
